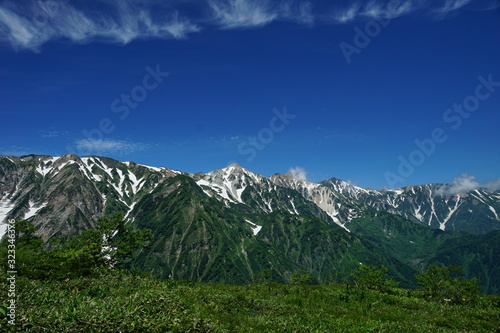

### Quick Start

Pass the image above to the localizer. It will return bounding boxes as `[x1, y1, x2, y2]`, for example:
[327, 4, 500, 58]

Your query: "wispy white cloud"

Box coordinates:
[0, 0, 494, 52]
[437, 0, 472, 13]
[278, 1, 314, 25]
[207, 0, 278, 28]
[0, 0, 199, 52]
[75, 138, 147, 155]
[207, 0, 314, 28]
[330, 0, 420, 23]
[334, 3, 362, 23]
[289, 166, 307, 181]
[328, 0, 490, 23]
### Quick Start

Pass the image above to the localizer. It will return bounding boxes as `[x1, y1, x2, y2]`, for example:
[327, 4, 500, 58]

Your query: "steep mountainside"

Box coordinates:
[269, 173, 368, 231]
[192, 165, 335, 224]
[0, 154, 499, 292]
[431, 230, 500, 295]
[130, 174, 414, 284]
[0, 155, 178, 240]
[321, 178, 500, 234]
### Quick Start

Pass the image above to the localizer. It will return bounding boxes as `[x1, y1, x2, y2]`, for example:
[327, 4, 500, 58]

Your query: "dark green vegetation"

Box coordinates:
[1, 269, 499, 332]
[130, 177, 500, 293]
[348, 211, 500, 294]
[130, 174, 412, 285]
[415, 264, 481, 304]
[0, 216, 151, 280]
[2, 220, 498, 332]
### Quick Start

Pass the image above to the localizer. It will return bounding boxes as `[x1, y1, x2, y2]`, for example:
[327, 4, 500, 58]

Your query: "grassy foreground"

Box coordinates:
[1, 270, 499, 332]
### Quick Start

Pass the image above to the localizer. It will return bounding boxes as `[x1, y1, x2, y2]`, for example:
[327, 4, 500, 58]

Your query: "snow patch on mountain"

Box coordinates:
[391, 189, 404, 195]
[268, 174, 365, 231]
[196, 179, 237, 203]
[263, 197, 273, 212]
[125, 202, 137, 220]
[24, 201, 47, 220]
[414, 205, 424, 222]
[100, 162, 115, 179]
[245, 219, 262, 235]
[440, 196, 461, 231]
[137, 163, 166, 173]
[80, 157, 104, 182]
[35, 156, 59, 177]
[290, 199, 299, 215]
[0, 197, 15, 240]
[489, 206, 499, 220]
[428, 190, 439, 227]
[116, 169, 125, 194]
[128, 170, 143, 195]
[197, 164, 261, 204]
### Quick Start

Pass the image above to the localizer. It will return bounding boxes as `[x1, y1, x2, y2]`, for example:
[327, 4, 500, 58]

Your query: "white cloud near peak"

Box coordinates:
[289, 166, 307, 181]
[435, 174, 479, 196]
[435, 174, 500, 196]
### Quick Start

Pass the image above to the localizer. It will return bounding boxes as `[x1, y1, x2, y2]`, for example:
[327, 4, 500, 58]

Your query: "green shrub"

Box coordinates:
[289, 269, 315, 285]
[348, 264, 398, 292]
[415, 264, 481, 304]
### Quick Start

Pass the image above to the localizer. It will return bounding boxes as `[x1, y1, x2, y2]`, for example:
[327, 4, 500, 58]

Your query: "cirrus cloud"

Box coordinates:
[75, 138, 147, 155]
[0, 0, 497, 52]
[0, 0, 200, 52]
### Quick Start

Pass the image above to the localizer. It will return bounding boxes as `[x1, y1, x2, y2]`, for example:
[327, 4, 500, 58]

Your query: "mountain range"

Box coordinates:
[1, 154, 499, 293]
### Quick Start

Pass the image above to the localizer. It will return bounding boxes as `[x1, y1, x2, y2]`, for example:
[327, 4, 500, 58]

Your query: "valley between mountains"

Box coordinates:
[1, 154, 499, 293]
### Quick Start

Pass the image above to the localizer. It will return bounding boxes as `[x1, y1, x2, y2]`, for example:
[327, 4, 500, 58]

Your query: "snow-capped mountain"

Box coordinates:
[1, 154, 499, 240]
[1, 154, 499, 291]
[266, 174, 500, 234]
[0, 154, 178, 240]
[192, 164, 332, 221]
[320, 179, 500, 234]
[194, 163, 265, 206]
[268, 174, 367, 231]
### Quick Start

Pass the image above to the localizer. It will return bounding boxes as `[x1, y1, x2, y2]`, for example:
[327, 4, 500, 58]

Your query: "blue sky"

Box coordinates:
[0, 0, 499, 189]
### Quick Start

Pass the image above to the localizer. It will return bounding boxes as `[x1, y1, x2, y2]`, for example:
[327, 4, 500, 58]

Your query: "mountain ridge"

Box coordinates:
[1, 154, 499, 292]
